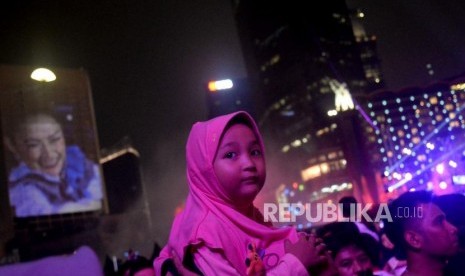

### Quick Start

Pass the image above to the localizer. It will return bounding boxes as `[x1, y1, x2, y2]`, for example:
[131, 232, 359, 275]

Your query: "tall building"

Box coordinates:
[231, 0, 384, 218]
[98, 139, 153, 260]
[349, 8, 385, 91]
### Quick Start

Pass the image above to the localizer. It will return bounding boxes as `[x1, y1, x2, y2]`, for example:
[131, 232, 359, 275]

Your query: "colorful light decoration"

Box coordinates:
[366, 85, 465, 192]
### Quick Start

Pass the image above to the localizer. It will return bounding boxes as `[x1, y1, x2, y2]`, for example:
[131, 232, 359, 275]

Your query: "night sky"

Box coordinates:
[1, 0, 465, 254]
[347, 0, 465, 89]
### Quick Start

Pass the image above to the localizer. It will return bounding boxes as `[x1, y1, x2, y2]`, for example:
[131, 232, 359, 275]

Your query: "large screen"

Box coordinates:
[0, 65, 105, 218]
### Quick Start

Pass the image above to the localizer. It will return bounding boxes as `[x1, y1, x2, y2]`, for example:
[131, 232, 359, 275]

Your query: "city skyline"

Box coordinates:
[1, 0, 465, 248]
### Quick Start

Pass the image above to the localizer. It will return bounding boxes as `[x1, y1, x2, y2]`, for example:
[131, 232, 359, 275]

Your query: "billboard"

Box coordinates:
[0, 65, 105, 218]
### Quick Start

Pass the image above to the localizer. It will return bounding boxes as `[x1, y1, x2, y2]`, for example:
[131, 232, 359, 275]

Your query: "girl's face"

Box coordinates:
[213, 123, 266, 208]
[13, 115, 66, 177]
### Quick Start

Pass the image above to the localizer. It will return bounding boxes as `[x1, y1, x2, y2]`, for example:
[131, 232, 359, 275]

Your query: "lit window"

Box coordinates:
[328, 152, 338, 159]
[270, 54, 280, 65]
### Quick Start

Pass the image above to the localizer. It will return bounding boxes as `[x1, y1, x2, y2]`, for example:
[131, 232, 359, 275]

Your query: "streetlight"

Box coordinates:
[207, 79, 233, 92]
[30, 68, 56, 82]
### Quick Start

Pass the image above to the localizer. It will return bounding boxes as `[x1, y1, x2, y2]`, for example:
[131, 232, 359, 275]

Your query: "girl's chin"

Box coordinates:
[236, 191, 261, 206]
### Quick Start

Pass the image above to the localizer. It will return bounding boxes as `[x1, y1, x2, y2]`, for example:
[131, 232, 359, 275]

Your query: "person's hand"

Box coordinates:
[284, 233, 327, 269]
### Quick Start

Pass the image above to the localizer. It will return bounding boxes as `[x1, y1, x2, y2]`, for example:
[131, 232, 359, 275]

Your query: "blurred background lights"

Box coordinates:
[427, 182, 434, 190]
[439, 181, 448, 190]
[404, 173, 412, 180]
[435, 163, 445, 174]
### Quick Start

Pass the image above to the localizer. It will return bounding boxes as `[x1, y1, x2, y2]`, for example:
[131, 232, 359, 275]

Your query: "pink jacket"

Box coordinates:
[154, 111, 301, 275]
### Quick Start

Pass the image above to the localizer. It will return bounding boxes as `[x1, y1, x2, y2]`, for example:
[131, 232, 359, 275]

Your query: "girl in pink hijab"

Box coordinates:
[154, 111, 328, 275]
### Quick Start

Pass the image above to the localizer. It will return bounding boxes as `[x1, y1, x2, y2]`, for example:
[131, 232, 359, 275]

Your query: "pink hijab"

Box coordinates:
[154, 111, 299, 275]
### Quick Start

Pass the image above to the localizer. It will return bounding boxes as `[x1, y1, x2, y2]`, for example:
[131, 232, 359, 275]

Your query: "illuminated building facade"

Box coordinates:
[362, 77, 465, 198]
[231, 0, 384, 221]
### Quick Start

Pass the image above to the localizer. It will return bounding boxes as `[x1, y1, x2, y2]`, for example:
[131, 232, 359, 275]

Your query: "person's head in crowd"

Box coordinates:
[338, 196, 380, 243]
[4, 111, 66, 177]
[384, 190, 459, 274]
[433, 193, 465, 276]
[319, 222, 380, 276]
[433, 193, 465, 249]
[212, 114, 266, 211]
[339, 196, 358, 218]
[119, 256, 155, 276]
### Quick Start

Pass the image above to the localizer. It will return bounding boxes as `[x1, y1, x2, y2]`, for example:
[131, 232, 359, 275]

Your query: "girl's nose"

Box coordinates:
[242, 154, 256, 170]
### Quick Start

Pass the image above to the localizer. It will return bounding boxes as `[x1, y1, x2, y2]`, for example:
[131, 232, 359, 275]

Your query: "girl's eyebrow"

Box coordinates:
[218, 140, 259, 150]
[218, 141, 237, 149]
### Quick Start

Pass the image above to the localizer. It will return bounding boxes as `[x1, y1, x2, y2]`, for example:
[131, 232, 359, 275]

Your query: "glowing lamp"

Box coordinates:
[208, 79, 233, 92]
[31, 68, 56, 82]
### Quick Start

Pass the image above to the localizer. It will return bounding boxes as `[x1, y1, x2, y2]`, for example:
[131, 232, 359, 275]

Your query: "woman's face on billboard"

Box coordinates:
[13, 114, 66, 177]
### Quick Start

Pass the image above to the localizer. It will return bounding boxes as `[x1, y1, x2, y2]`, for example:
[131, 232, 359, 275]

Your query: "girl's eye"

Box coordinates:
[251, 149, 262, 156]
[224, 152, 237, 159]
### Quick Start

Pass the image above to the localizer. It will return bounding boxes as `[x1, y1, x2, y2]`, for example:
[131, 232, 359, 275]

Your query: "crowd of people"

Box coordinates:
[152, 111, 465, 276]
[103, 191, 464, 276]
[2, 110, 464, 276]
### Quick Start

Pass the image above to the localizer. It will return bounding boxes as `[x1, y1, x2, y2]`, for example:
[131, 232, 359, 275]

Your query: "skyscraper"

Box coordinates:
[231, 0, 384, 212]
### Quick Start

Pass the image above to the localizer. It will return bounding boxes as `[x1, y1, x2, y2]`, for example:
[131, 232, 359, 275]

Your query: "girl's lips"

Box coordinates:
[242, 176, 259, 184]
